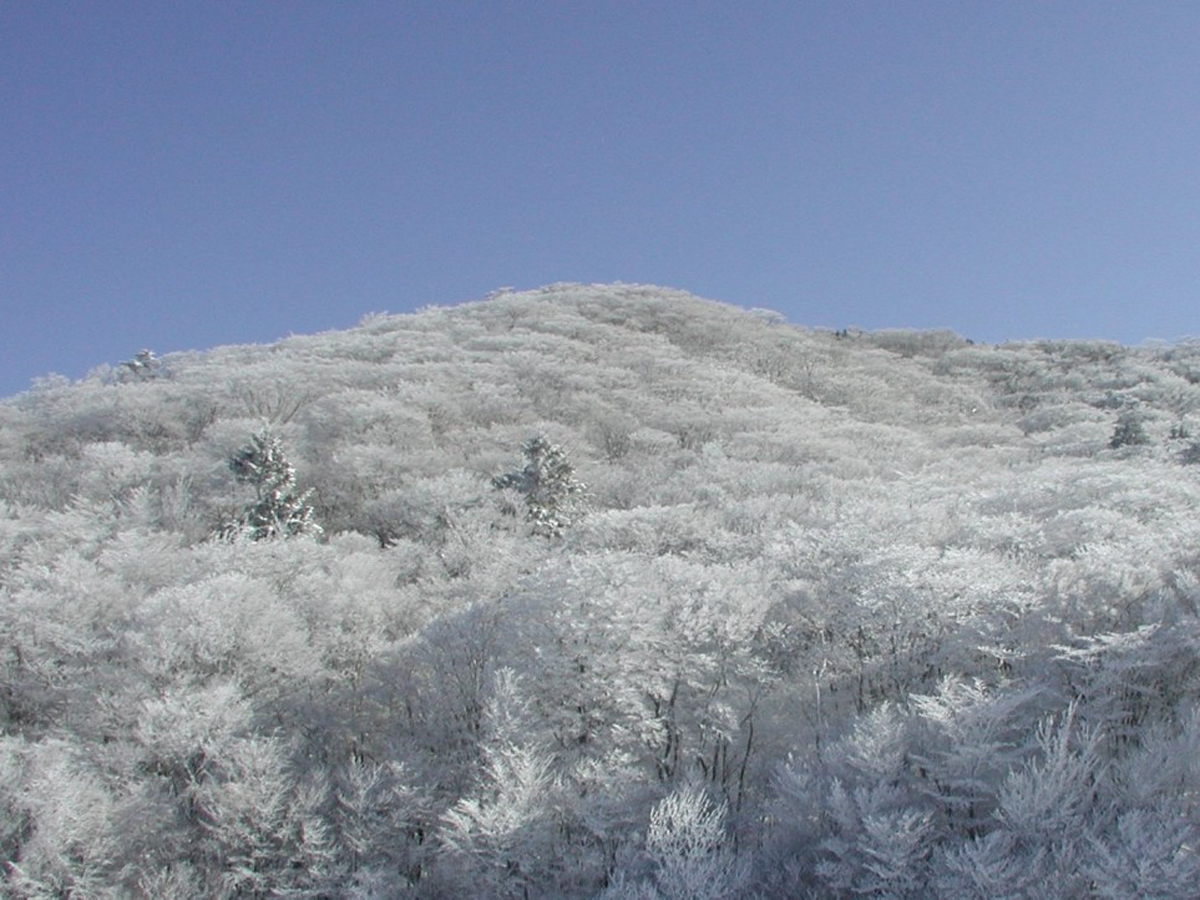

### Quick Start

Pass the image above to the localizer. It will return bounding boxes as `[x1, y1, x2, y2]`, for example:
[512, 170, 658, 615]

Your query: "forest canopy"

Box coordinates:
[2, 283, 1200, 897]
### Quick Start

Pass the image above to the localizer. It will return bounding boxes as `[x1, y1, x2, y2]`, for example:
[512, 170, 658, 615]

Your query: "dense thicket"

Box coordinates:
[2, 283, 1199, 897]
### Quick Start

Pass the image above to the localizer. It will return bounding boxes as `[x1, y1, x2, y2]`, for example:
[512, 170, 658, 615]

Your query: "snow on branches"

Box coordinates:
[493, 435, 588, 537]
[224, 428, 321, 540]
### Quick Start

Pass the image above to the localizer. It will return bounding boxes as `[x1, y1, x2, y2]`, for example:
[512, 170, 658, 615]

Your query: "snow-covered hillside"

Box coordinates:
[2, 284, 1199, 897]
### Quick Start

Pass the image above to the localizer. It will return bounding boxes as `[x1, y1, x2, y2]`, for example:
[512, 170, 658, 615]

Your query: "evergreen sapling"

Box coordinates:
[493, 436, 587, 537]
[225, 428, 321, 540]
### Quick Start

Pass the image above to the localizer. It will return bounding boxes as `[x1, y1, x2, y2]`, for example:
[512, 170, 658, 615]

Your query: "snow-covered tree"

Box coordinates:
[439, 669, 562, 898]
[493, 435, 587, 536]
[225, 428, 321, 540]
[194, 735, 334, 897]
[599, 785, 745, 900]
[642, 786, 745, 900]
[4, 739, 122, 899]
[1109, 407, 1150, 449]
[120, 348, 162, 381]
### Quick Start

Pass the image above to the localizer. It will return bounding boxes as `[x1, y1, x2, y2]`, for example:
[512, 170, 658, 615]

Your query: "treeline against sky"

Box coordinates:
[2, 284, 1200, 897]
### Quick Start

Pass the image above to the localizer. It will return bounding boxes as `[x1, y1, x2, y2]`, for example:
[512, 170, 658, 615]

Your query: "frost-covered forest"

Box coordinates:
[3, 283, 1200, 898]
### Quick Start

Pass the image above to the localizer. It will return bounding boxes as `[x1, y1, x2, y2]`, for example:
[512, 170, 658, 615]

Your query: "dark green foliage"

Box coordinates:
[120, 348, 163, 381]
[1109, 408, 1150, 449]
[226, 428, 321, 539]
[493, 436, 587, 536]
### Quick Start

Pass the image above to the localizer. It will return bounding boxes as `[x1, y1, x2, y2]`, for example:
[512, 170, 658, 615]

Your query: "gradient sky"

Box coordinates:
[4, 2, 1200, 397]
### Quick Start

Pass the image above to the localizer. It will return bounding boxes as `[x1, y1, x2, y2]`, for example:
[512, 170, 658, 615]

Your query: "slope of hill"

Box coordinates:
[2, 284, 1199, 897]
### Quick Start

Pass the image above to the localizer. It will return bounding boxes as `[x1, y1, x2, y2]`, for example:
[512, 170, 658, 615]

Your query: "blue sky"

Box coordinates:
[3, 2, 1200, 397]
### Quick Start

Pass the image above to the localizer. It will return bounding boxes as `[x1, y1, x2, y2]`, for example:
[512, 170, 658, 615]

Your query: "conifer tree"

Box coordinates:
[226, 428, 321, 540]
[120, 348, 162, 380]
[1109, 408, 1150, 449]
[493, 436, 587, 536]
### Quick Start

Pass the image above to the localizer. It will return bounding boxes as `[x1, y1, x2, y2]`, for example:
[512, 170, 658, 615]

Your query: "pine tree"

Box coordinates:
[120, 348, 162, 381]
[226, 428, 321, 540]
[493, 436, 587, 537]
[1109, 408, 1150, 449]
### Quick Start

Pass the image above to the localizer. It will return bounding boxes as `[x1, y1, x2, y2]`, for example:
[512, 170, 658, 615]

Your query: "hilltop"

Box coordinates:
[2, 284, 1199, 897]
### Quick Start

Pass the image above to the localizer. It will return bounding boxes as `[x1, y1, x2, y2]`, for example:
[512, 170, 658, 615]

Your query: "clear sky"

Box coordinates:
[4, 1, 1200, 397]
